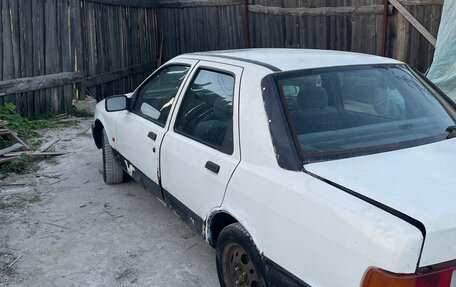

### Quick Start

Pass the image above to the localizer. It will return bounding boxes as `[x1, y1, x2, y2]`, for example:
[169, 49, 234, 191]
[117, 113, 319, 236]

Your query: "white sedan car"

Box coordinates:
[92, 49, 456, 287]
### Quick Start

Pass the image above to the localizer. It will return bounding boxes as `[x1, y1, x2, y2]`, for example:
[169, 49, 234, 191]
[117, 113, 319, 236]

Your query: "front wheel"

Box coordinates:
[216, 223, 266, 287]
[101, 129, 124, 184]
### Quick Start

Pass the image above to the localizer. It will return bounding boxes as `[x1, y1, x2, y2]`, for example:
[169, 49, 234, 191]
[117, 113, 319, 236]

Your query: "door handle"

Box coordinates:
[205, 161, 220, 174]
[147, 131, 157, 141]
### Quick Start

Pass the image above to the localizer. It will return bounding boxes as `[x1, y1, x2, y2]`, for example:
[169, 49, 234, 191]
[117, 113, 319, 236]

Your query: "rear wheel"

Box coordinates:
[102, 129, 124, 184]
[216, 223, 266, 287]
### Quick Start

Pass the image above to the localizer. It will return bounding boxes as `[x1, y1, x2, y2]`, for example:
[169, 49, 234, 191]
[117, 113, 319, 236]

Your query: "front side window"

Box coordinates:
[274, 65, 456, 161]
[174, 69, 235, 154]
[133, 65, 190, 126]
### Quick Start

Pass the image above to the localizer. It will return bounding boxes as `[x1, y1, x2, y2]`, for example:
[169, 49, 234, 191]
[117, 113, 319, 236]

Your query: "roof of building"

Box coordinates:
[189, 48, 402, 72]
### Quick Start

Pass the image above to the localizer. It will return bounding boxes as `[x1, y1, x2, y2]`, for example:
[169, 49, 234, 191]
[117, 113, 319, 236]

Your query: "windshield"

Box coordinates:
[274, 65, 456, 161]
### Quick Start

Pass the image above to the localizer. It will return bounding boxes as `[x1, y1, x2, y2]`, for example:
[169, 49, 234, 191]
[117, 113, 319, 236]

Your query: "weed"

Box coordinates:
[30, 139, 43, 150]
[0, 103, 78, 141]
[0, 103, 16, 115]
[0, 103, 76, 175]
[72, 107, 93, 118]
[0, 202, 14, 209]
[0, 138, 13, 149]
[0, 154, 39, 174]
[28, 195, 42, 204]
[45, 157, 58, 165]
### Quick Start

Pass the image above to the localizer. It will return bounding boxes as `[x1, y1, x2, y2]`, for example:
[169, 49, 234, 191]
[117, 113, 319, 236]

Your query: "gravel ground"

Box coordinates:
[0, 119, 219, 287]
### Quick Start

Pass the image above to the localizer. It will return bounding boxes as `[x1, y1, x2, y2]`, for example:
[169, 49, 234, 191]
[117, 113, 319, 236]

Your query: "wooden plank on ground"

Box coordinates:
[3, 151, 67, 157]
[37, 139, 60, 152]
[0, 156, 20, 164]
[0, 143, 24, 156]
[6, 131, 31, 151]
[248, 4, 385, 16]
[388, 0, 436, 46]
[0, 72, 82, 97]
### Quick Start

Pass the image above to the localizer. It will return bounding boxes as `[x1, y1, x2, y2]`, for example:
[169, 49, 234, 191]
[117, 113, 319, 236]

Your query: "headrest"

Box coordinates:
[297, 85, 329, 109]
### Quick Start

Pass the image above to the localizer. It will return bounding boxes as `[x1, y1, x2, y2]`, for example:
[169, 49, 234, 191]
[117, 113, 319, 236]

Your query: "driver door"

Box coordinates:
[115, 60, 198, 196]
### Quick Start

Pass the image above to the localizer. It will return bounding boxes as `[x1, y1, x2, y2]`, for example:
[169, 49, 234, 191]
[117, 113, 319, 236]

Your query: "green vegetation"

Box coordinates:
[0, 103, 78, 141]
[0, 138, 13, 149]
[0, 202, 14, 210]
[0, 103, 78, 174]
[45, 157, 58, 165]
[0, 154, 39, 174]
[28, 195, 42, 204]
[72, 107, 93, 118]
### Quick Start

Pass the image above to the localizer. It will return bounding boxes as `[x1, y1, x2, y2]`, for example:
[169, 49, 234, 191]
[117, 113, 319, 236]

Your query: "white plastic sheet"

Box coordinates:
[427, 0, 456, 101]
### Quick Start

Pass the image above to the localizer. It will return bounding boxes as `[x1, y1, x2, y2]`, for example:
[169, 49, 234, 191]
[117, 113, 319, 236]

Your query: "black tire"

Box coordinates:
[216, 223, 267, 287]
[102, 129, 124, 184]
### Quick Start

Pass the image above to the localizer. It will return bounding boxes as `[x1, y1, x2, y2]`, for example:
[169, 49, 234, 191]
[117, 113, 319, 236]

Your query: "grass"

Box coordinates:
[72, 107, 93, 118]
[0, 202, 14, 210]
[0, 103, 79, 141]
[45, 157, 58, 166]
[0, 194, 40, 210]
[0, 154, 39, 174]
[28, 195, 42, 204]
[0, 103, 78, 174]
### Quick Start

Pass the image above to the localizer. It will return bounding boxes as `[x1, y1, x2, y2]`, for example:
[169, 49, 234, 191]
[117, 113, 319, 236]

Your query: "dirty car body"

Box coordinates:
[92, 49, 456, 287]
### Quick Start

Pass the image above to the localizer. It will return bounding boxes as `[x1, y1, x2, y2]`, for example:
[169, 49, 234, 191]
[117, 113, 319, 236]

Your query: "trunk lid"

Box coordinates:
[305, 138, 456, 267]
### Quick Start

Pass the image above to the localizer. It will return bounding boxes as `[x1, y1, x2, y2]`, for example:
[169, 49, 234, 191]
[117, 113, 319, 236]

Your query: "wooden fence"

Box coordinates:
[82, 0, 158, 101]
[158, 0, 442, 71]
[0, 0, 444, 116]
[0, 0, 157, 116]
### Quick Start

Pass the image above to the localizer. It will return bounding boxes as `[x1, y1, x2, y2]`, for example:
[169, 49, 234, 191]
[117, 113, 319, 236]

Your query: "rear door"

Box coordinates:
[160, 61, 243, 219]
[116, 60, 197, 195]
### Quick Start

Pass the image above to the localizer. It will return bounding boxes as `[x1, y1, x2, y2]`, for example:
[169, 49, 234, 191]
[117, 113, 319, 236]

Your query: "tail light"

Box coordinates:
[362, 267, 456, 287]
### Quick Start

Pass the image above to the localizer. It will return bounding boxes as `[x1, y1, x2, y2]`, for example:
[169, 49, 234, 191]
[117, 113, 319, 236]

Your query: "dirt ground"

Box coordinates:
[0, 119, 219, 286]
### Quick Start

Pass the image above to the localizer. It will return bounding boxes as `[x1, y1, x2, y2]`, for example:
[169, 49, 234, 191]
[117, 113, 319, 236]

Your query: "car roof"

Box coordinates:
[184, 48, 402, 72]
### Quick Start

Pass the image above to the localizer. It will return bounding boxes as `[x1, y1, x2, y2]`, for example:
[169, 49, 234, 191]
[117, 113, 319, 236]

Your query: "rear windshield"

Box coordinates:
[274, 65, 456, 161]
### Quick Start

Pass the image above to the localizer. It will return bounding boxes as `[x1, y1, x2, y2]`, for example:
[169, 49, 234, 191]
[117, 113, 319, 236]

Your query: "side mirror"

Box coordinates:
[105, 95, 128, 112]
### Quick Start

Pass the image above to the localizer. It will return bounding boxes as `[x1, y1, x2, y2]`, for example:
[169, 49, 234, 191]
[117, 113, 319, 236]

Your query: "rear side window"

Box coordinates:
[133, 65, 190, 126]
[174, 69, 235, 154]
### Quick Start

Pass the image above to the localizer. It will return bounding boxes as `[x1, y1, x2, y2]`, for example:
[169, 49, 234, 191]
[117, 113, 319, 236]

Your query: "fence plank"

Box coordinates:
[10, 0, 22, 114]
[2, 0, 14, 80]
[0, 72, 82, 96]
[85, 61, 155, 88]
[86, 0, 156, 8]
[11, 0, 21, 79]
[31, 0, 45, 114]
[159, 0, 242, 8]
[400, 0, 443, 5]
[248, 4, 384, 16]
[0, 2, 2, 84]
[389, 0, 436, 46]
[61, 0, 73, 113]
